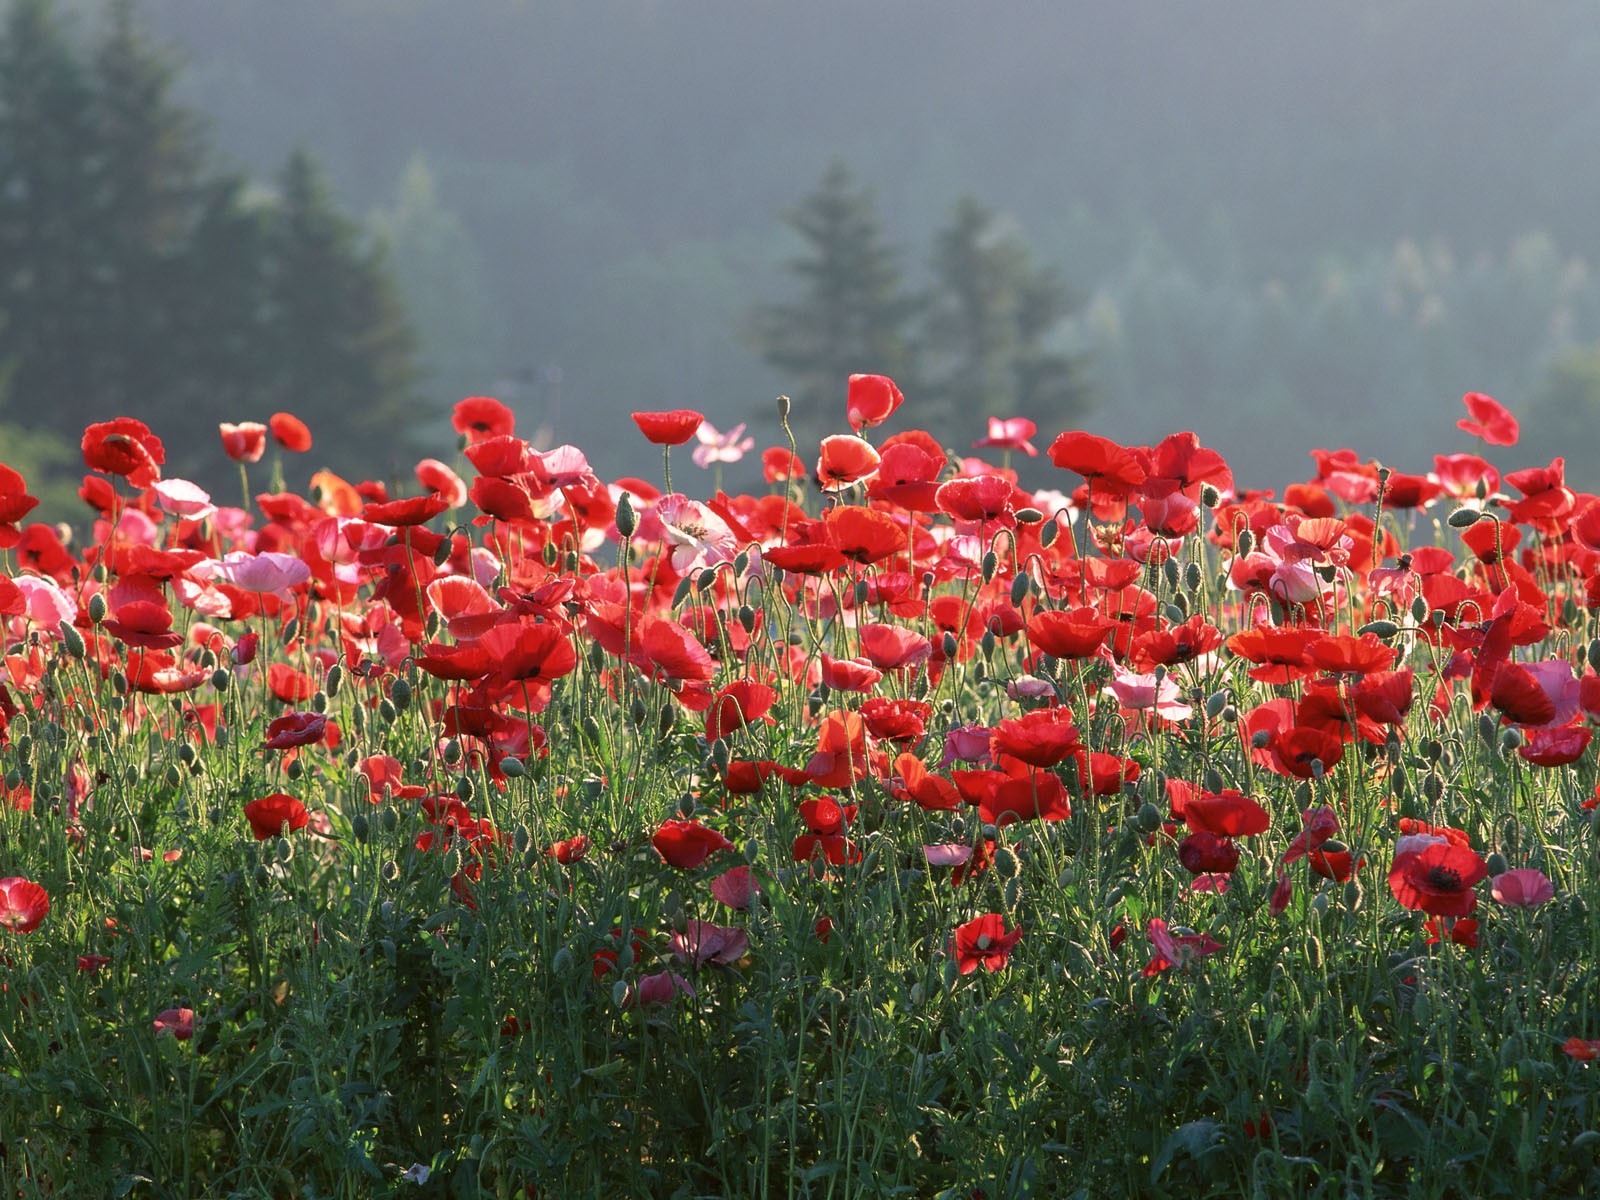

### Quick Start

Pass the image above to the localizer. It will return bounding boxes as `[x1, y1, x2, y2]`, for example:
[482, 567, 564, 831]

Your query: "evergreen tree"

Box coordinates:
[0, 0, 99, 430]
[260, 149, 423, 484]
[747, 159, 914, 445]
[921, 195, 1091, 434]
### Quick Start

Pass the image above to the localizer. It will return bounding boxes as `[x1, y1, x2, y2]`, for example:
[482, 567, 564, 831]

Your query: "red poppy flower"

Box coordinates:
[1388, 842, 1487, 917]
[631, 409, 705, 446]
[1178, 832, 1240, 875]
[362, 492, 450, 527]
[822, 504, 906, 563]
[269, 412, 313, 452]
[652, 819, 735, 870]
[153, 1007, 196, 1040]
[1490, 663, 1558, 726]
[1026, 607, 1115, 660]
[1564, 1037, 1600, 1061]
[264, 712, 328, 750]
[891, 754, 963, 811]
[1456, 392, 1519, 446]
[544, 834, 591, 865]
[703, 679, 778, 743]
[477, 619, 579, 690]
[846, 373, 905, 431]
[858, 623, 932, 672]
[860, 697, 931, 744]
[243, 793, 310, 840]
[974, 417, 1039, 456]
[1305, 633, 1397, 676]
[82, 417, 165, 487]
[1308, 840, 1365, 882]
[818, 654, 883, 693]
[990, 707, 1081, 767]
[978, 767, 1072, 827]
[1143, 918, 1223, 975]
[762, 446, 806, 482]
[454, 396, 516, 443]
[1048, 431, 1147, 494]
[817, 435, 882, 490]
[218, 422, 268, 463]
[951, 913, 1022, 975]
[0, 876, 49, 933]
[1423, 916, 1479, 948]
[1183, 790, 1270, 837]
[936, 475, 1019, 526]
[867, 441, 945, 512]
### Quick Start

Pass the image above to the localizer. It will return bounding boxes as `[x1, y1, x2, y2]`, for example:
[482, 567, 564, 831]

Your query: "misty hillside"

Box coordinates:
[72, 1, 1600, 486]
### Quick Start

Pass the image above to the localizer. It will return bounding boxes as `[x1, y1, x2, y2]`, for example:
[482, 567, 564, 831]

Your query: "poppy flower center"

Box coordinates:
[1425, 865, 1463, 891]
[976, 934, 993, 951]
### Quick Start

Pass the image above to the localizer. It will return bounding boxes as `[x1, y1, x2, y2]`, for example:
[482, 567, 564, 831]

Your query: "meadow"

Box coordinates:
[2, 384, 1599, 1198]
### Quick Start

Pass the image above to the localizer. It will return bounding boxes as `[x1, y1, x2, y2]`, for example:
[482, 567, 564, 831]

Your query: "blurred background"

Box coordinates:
[7, 0, 1600, 517]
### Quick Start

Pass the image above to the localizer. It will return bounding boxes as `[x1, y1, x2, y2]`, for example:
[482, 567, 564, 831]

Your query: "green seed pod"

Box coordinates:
[995, 846, 1022, 880]
[1342, 880, 1363, 910]
[551, 946, 574, 973]
[324, 663, 343, 698]
[379, 807, 399, 835]
[442, 739, 463, 766]
[1162, 558, 1181, 589]
[1235, 529, 1255, 557]
[1003, 877, 1022, 908]
[500, 757, 526, 778]
[1422, 772, 1443, 802]
[1589, 639, 1600, 674]
[743, 838, 760, 864]
[455, 774, 475, 802]
[59, 621, 85, 659]
[1009, 573, 1030, 606]
[1136, 802, 1163, 833]
[942, 632, 959, 659]
[1164, 602, 1186, 623]
[1446, 508, 1481, 528]
[672, 575, 695, 608]
[1357, 620, 1399, 639]
[1040, 520, 1059, 549]
[281, 618, 298, 645]
[87, 592, 107, 625]
[1205, 691, 1230, 720]
[381, 860, 401, 884]
[1485, 851, 1510, 876]
[1199, 484, 1221, 509]
[275, 836, 294, 864]
[1411, 595, 1429, 623]
[739, 605, 757, 633]
[542, 541, 559, 567]
[698, 567, 718, 594]
[1185, 561, 1203, 591]
[1389, 765, 1407, 799]
[776, 394, 791, 421]
[441, 847, 463, 878]
[432, 538, 454, 567]
[854, 579, 870, 606]
[390, 679, 412, 712]
[1500, 727, 1523, 751]
[350, 813, 370, 843]
[980, 630, 996, 658]
[286, 759, 304, 781]
[310, 690, 328, 714]
[210, 668, 231, 692]
[1204, 767, 1224, 792]
[980, 551, 998, 583]
[1477, 712, 1499, 749]
[733, 549, 750, 577]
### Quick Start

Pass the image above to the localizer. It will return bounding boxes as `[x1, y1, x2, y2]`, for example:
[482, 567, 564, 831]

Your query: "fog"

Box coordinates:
[38, 1, 1600, 489]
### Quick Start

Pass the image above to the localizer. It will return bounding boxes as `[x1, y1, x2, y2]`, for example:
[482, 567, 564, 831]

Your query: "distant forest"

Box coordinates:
[33, 1, 1600, 490]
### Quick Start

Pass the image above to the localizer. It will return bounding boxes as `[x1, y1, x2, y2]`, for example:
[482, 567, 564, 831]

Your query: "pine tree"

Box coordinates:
[747, 159, 914, 446]
[921, 195, 1090, 435]
[0, 0, 100, 431]
[260, 149, 423, 484]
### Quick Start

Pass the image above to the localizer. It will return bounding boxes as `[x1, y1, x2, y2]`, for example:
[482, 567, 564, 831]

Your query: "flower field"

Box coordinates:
[3, 384, 1600, 1197]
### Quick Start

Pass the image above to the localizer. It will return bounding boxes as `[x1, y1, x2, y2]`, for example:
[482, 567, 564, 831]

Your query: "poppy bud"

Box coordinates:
[776, 394, 791, 422]
[1162, 559, 1180, 589]
[981, 551, 997, 583]
[1040, 521, 1059, 548]
[87, 593, 107, 625]
[390, 679, 412, 711]
[59, 621, 85, 659]
[502, 757, 526, 778]
[1009, 574, 1030, 605]
[211, 669, 231, 692]
[615, 492, 637, 538]
[1016, 507, 1043, 524]
[324, 664, 342, 698]
[1447, 508, 1481, 528]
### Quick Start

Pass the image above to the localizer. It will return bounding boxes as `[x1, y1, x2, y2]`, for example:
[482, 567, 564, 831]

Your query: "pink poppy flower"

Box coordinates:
[1491, 868, 1555, 909]
[691, 422, 755, 468]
